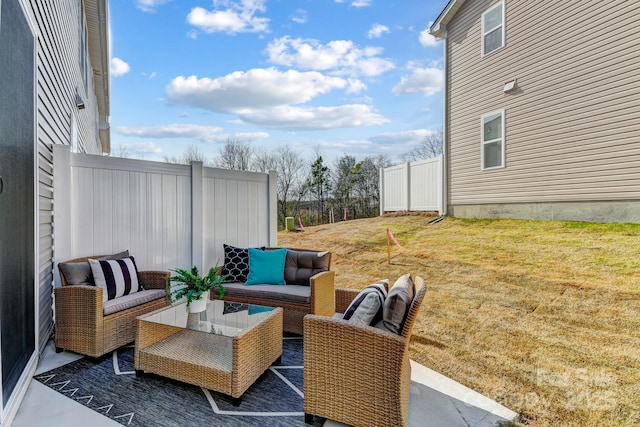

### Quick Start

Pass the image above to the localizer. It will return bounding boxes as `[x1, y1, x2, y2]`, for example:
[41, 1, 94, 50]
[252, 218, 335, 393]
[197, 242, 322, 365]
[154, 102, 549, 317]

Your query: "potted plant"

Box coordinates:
[166, 266, 226, 313]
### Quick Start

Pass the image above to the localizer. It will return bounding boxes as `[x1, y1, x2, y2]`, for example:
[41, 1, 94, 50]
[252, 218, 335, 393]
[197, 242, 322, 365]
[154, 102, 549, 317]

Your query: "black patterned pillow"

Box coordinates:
[221, 244, 264, 282]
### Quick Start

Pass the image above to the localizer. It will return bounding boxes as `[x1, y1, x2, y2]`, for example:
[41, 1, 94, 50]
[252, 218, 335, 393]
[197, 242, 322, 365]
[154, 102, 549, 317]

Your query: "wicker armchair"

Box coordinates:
[303, 276, 426, 427]
[54, 255, 169, 358]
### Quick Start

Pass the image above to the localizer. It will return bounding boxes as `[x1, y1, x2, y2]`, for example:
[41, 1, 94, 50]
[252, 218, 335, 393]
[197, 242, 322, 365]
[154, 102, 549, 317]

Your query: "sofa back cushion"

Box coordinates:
[58, 262, 93, 286]
[284, 249, 331, 285]
[58, 250, 130, 286]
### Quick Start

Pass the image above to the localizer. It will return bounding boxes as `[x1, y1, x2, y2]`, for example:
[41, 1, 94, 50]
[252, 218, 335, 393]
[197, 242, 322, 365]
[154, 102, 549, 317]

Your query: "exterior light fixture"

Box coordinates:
[75, 91, 85, 109]
[503, 79, 517, 93]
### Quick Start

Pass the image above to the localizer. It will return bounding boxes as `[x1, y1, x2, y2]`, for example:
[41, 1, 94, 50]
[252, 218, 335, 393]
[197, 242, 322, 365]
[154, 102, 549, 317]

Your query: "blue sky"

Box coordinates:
[108, 0, 449, 165]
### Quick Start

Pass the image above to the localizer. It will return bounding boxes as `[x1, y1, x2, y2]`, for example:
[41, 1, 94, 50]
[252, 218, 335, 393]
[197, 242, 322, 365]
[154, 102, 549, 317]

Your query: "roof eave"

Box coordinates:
[84, 0, 110, 154]
[430, 0, 467, 39]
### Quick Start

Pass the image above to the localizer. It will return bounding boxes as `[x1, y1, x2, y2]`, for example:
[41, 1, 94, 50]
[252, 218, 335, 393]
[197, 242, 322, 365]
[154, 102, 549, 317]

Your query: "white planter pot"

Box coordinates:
[188, 294, 208, 313]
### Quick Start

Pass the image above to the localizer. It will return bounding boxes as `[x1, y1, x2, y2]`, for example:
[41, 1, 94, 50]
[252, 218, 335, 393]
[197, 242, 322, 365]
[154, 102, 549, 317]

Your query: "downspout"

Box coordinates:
[440, 25, 448, 217]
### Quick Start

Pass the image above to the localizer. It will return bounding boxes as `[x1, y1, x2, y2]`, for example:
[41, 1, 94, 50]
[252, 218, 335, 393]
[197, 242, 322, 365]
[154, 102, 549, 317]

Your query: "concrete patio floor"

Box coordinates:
[11, 341, 518, 426]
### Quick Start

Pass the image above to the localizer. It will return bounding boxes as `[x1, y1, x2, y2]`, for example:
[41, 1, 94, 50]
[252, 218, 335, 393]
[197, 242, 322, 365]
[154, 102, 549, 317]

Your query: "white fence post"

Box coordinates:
[52, 145, 71, 287]
[379, 167, 385, 216]
[191, 161, 203, 271]
[405, 161, 411, 212]
[268, 170, 278, 247]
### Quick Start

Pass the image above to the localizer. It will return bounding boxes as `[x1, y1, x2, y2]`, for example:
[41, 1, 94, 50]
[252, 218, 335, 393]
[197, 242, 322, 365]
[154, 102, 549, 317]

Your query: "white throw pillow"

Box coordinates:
[89, 257, 141, 302]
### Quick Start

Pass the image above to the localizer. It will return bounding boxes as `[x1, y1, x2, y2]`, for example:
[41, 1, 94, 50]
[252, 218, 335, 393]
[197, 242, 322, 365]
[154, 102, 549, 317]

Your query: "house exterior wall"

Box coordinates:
[443, 0, 640, 222]
[25, 0, 106, 353]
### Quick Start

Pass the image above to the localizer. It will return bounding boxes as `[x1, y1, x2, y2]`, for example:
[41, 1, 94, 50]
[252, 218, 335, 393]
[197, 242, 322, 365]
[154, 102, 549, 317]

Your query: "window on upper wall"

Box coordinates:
[482, 1, 505, 56]
[481, 110, 505, 170]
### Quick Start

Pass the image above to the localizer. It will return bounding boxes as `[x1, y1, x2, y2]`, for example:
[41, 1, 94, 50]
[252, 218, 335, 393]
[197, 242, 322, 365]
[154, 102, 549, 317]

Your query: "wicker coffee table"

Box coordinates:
[134, 299, 283, 405]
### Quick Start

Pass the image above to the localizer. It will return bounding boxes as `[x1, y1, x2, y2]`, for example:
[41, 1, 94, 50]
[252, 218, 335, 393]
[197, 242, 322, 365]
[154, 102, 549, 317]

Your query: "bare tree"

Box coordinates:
[111, 145, 132, 159]
[214, 138, 254, 170]
[163, 143, 209, 165]
[274, 146, 307, 223]
[400, 129, 443, 162]
[252, 146, 307, 226]
[352, 154, 390, 217]
[183, 144, 208, 164]
[251, 148, 277, 173]
[332, 154, 358, 217]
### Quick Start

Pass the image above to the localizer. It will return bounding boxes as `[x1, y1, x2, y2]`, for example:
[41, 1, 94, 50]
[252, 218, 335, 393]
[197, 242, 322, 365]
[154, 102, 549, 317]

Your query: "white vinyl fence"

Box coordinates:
[53, 145, 277, 281]
[379, 156, 443, 214]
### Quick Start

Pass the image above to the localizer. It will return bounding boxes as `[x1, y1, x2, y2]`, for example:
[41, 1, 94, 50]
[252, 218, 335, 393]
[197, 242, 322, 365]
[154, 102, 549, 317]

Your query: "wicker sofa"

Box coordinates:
[55, 253, 169, 358]
[212, 246, 335, 335]
[303, 275, 427, 427]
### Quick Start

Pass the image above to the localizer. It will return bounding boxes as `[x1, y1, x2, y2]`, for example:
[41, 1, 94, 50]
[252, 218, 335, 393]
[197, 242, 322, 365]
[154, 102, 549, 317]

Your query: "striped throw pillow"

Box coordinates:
[89, 257, 141, 302]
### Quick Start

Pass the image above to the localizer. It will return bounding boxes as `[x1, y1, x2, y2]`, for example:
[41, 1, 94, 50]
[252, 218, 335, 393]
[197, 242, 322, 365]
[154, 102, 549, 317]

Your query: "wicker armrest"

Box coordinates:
[309, 270, 335, 316]
[304, 314, 407, 366]
[54, 285, 103, 327]
[139, 270, 170, 290]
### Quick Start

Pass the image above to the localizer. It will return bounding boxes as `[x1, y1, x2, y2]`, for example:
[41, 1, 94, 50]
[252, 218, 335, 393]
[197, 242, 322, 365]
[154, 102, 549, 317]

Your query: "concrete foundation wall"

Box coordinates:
[449, 201, 640, 224]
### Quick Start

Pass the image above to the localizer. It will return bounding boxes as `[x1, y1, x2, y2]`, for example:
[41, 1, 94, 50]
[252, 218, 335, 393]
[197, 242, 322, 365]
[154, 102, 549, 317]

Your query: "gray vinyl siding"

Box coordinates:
[446, 0, 640, 206]
[25, 0, 103, 351]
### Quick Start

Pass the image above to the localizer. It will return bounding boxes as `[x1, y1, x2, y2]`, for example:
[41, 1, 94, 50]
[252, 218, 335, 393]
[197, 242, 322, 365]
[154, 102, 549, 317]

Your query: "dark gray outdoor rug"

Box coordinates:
[35, 337, 305, 426]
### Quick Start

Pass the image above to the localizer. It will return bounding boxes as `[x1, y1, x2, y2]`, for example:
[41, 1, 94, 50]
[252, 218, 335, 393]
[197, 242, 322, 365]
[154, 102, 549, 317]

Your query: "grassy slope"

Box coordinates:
[278, 216, 640, 426]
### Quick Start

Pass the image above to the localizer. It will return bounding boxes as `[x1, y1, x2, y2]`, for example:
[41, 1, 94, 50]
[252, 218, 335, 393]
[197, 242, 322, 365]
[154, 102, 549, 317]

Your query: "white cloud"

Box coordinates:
[136, 0, 171, 13]
[187, 0, 269, 34]
[368, 24, 389, 39]
[392, 66, 444, 96]
[419, 22, 439, 47]
[352, 0, 372, 7]
[116, 124, 224, 144]
[265, 36, 394, 77]
[346, 78, 367, 94]
[369, 129, 436, 145]
[166, 68, 352, 112]
[116, 142, 163, 157]
[291, 9, 307, 24]
[116, 125, 268, 144]
[234, 104, 389, 130]
[165, 68, 384, 131]
[110, 57, 130, 77]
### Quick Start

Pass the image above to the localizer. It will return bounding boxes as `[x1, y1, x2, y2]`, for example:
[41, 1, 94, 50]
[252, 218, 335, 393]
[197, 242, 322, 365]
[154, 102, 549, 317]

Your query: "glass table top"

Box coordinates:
[141, 299, 276, 338]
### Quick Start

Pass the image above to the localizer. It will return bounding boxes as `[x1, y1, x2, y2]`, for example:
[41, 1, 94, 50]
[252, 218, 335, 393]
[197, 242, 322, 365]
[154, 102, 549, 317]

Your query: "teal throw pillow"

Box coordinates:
[245, 248, 287, 285]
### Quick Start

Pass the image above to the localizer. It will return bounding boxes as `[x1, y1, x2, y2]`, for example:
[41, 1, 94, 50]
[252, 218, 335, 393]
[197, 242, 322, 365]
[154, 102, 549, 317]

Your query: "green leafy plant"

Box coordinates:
[166, 265, 226, 305]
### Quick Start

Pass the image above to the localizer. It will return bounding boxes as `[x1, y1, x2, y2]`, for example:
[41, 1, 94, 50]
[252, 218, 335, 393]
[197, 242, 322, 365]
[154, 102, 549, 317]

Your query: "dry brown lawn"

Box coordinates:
[278, 215, 640, 426]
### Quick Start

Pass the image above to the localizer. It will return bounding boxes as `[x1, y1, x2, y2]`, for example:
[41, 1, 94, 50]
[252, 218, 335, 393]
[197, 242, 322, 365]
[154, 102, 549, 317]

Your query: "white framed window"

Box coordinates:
[481, 109, 505, 170]
[482, 1, 505, 56]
